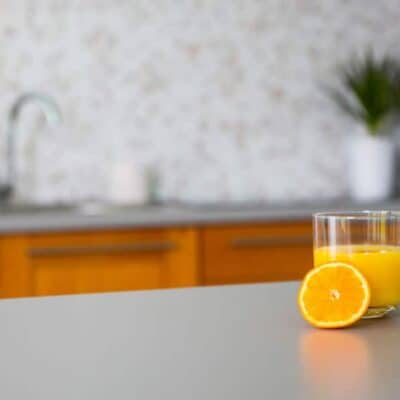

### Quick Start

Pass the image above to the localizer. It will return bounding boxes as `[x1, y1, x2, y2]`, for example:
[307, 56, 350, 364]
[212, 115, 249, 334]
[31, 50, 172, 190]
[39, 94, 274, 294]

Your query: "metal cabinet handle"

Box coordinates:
[231, 235, 312, 248]
[28, 241, 177, 257]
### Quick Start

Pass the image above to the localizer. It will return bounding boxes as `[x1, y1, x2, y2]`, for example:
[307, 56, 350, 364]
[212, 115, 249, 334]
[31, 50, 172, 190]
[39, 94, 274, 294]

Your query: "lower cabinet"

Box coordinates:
[201, 222, 313, 285]
[0, 228, 199, 298]
[0, 220, 313, 298]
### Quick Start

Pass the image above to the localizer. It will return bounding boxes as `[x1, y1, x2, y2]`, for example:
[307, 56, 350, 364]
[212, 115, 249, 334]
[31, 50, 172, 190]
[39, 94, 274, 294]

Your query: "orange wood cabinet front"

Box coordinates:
[0, 227, 199, 298]
[0, 221, 313, 298]
[200, 222, 313, 285]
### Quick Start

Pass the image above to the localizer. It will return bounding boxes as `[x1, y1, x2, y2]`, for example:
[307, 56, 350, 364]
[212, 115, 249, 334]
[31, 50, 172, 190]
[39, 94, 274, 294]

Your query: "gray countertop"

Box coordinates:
[1, 198, 400, 233]
[0, 282, 398, 399]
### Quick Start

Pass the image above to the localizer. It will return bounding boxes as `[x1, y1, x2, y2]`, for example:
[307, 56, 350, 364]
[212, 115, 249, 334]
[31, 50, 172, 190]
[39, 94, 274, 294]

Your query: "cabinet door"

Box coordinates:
[202, 222, 312, 285]
[0, 228, 199, 298]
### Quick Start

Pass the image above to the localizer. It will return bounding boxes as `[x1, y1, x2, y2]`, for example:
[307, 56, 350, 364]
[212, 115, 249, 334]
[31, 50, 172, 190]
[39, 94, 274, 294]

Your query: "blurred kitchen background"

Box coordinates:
[2, 0, 399, 205]
[0, 1, 399, 299]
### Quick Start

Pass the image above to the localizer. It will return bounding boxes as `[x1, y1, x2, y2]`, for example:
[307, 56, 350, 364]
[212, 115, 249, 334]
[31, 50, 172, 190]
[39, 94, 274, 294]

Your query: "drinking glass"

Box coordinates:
[313, 211, 400, 318]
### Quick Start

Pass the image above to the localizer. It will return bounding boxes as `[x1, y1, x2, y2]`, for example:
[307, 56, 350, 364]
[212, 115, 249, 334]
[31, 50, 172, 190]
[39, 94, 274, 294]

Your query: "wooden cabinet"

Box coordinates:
[0, 228, 199, 298]
[201, 222, 313, 285]
[0, 220, 313, 298]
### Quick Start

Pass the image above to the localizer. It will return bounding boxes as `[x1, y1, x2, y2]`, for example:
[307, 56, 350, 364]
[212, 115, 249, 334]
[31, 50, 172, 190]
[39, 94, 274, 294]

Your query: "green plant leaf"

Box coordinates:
[328, 51, 400, 135]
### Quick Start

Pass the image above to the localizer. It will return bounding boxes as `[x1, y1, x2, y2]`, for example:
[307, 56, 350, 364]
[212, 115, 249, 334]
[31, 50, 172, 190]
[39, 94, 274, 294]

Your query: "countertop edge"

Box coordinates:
[0, 199, 399, 233]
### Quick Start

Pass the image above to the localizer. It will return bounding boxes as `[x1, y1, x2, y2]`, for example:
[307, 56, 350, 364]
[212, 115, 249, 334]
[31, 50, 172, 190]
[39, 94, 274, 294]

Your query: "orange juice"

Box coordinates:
[314, 245, 400, 307]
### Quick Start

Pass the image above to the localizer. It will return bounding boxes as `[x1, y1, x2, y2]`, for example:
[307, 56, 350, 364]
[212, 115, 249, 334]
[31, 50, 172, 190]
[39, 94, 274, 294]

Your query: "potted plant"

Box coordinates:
[329, 51, 400, 201]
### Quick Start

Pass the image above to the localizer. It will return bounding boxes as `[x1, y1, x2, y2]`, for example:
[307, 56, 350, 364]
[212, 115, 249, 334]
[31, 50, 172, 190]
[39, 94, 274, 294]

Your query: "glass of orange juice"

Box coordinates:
[314, 211, 400, 318]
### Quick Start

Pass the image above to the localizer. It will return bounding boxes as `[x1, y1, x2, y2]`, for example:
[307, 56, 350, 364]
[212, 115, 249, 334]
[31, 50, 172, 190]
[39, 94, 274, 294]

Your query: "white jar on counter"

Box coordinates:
[108, 160, 148, 205]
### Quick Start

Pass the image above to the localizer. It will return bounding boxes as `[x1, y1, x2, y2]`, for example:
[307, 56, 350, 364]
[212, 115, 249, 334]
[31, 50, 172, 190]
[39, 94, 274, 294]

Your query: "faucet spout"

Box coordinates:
[5, 92, 62, 200]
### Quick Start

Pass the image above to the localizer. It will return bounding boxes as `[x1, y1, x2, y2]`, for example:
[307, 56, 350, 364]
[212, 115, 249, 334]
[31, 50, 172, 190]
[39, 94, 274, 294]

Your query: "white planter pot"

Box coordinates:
[347, 134, 396, 202]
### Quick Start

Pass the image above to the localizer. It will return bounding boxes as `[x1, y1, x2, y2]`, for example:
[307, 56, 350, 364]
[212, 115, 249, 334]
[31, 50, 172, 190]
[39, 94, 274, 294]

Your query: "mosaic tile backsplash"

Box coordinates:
[0, 0, 399, 204]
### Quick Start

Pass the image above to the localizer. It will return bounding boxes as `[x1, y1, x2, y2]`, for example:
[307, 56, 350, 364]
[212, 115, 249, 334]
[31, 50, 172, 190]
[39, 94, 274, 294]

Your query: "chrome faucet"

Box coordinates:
[0, 92, 62, 201]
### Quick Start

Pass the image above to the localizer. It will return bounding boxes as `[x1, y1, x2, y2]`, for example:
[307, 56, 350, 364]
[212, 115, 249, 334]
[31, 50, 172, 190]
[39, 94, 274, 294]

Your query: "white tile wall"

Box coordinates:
[0, 0, 399, 203]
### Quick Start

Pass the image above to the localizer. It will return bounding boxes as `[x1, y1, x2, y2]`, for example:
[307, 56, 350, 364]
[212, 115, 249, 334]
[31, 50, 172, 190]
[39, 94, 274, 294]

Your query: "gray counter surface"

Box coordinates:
[0, 198, 400, 233]
[0, 282, 398, 399]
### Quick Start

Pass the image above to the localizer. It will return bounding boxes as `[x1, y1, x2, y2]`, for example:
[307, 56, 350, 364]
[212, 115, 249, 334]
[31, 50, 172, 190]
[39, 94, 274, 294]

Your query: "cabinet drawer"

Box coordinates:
[202, 222, 313, 285]
[0, 228, 199, 298]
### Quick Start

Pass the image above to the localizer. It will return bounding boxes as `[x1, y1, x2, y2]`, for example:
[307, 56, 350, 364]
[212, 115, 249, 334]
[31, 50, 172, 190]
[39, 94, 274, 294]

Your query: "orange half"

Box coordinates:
[298, 263, 370, 328]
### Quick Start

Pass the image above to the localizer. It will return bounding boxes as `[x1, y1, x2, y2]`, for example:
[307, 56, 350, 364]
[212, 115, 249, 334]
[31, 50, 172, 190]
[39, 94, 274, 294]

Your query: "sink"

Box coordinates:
[0, 203, 78, 214]
[0, 202, 183, 216]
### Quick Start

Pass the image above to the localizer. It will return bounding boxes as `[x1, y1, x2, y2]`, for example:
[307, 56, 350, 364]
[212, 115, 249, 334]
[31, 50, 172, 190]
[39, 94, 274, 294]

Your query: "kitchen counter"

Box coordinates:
[0, 198, 400, 233]
[0, 282, 398, 399]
